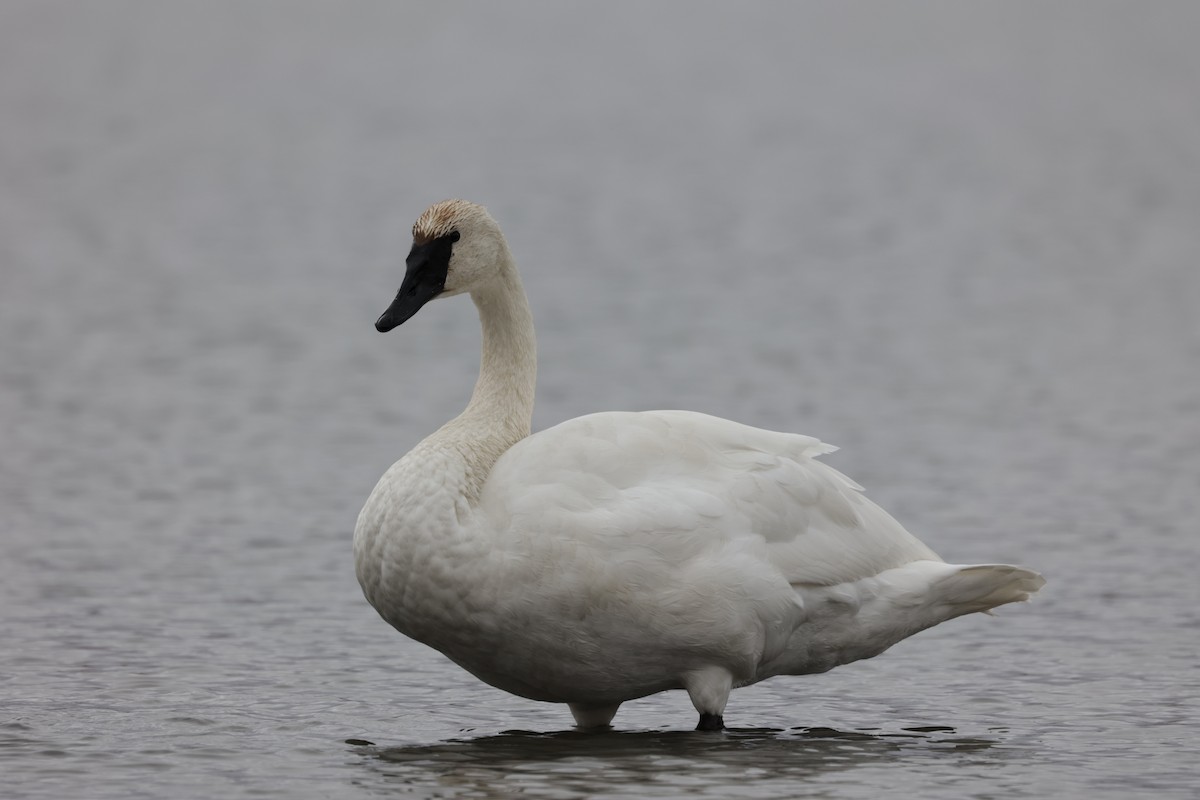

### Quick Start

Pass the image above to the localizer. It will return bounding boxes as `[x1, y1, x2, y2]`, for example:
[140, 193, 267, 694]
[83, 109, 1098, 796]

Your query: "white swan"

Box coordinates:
[354, 199, 1044, 731]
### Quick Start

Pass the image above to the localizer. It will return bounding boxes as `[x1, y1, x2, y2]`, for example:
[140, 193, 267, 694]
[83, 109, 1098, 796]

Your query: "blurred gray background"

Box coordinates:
[2, 2, 1197, 799]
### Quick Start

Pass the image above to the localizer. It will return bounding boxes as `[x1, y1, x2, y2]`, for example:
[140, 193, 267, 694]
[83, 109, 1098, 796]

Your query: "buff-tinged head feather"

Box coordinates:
[413, 199, 488, 245]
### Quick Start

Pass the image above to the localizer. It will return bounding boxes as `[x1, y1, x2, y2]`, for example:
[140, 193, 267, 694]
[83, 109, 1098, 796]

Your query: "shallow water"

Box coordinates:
[2, 2, 1198, 798]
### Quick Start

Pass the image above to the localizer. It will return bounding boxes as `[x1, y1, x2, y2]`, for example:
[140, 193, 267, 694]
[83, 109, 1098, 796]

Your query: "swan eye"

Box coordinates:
[448, 231, 461, 243]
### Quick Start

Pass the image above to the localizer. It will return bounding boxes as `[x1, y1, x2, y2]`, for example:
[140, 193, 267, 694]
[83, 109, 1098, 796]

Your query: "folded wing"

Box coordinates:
[479, 410, 942, 588]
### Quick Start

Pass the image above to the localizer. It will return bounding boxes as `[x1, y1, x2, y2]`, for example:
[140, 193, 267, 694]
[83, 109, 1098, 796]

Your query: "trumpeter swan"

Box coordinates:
[353, 199, 1044, 731]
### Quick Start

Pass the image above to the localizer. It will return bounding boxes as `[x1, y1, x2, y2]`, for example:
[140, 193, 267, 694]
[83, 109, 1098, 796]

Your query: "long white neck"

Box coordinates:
[437, 245, 536, 499]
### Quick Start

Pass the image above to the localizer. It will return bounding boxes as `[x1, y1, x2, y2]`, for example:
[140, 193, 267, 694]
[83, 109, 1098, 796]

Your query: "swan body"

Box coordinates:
[354, 199, 1044, 730]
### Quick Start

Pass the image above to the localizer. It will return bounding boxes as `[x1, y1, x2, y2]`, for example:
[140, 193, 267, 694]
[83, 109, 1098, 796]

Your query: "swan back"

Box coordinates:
[479, 410, 942, 589]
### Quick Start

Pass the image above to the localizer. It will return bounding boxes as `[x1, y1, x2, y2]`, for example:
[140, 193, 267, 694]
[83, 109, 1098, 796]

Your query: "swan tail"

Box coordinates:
[779, 562, 1045, 674]
[929, 563, 1046, 620]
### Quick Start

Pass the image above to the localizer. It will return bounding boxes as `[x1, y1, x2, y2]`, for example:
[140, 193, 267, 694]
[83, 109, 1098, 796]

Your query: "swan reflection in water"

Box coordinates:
[348, 725, 1000, 798]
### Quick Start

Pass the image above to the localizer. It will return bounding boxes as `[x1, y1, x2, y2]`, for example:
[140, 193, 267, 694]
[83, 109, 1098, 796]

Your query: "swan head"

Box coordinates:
[376, 199, 506, 332]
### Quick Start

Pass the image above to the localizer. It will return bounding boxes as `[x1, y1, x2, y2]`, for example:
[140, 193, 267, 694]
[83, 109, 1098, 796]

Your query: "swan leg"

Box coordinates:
[684, 666, 733, 731]
[569, 702, 620, 729]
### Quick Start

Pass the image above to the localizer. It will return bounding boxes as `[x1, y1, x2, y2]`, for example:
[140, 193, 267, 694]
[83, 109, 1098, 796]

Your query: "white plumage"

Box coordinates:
[354, 199, 1044, 730]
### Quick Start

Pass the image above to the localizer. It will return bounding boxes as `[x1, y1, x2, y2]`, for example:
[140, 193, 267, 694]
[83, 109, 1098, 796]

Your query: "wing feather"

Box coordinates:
[479, 410, 940, 588]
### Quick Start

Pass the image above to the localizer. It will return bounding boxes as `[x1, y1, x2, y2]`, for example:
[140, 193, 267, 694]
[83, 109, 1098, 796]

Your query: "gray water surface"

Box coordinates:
[2, 2, 1198, 798]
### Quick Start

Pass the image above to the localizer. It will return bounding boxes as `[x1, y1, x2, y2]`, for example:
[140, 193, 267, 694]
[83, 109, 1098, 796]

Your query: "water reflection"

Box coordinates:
[351, 726, 996, 798]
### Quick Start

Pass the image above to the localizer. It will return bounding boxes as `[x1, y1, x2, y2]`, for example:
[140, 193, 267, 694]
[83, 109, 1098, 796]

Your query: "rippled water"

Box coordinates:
[3, 2, 1198, 798]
